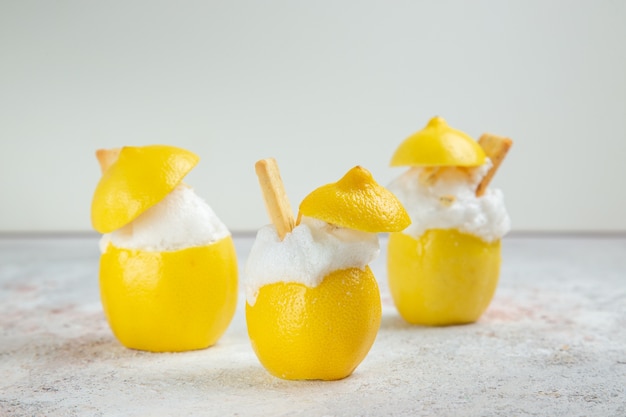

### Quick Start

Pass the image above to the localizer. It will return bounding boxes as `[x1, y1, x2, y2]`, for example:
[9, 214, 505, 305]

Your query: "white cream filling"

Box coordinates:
[99, 184, 230, 253]
[387, 160, 510, 242]
[244, 216, 380, 305]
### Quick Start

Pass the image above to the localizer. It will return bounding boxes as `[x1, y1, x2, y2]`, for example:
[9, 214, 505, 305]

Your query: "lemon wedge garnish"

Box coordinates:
[390, 116, 486, 167]
[299, 166, 410, 233]
[91, 145, 199, 233]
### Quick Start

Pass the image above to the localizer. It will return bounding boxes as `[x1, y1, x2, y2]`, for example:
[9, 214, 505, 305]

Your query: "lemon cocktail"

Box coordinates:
[387, 117, 512, 326]
[245, 160, 409, 380]
[91, 145, 238, 352]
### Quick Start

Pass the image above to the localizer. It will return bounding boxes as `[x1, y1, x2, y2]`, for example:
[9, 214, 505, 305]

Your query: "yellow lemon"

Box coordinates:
[100, 237, 238, 352]
[92, 144, 237, 352]
[299, 166, 411, 233]
[246, 267, 381, 380]
[390, 116, 486, 167]
[247, 165, 408, 380]
[91, 145, 199, 233]
[387, 230, 500, 326]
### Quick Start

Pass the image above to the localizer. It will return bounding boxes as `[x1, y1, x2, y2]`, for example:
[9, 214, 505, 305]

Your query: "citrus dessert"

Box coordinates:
[91, 145, 238, 352]
[387, 116, 513, 326]
[245, 159, 410, 380]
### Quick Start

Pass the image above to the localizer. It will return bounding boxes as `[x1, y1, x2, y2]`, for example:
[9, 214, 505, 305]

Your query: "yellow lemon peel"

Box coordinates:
[248, 159, 399, 380]
[91, 145, 199, 233]
[101, 237, 238, 352]
[387, 229, 500, 325]
[246, 266, 381, 380]
[298, 166, 410, 233]
[390, 116, 486, 167]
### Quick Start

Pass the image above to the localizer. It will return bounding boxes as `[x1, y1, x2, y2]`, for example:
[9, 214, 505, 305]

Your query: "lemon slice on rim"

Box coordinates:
[390, 116, 486, 167]
[298, 166, 410, 233]
[91, 145, 199, 233]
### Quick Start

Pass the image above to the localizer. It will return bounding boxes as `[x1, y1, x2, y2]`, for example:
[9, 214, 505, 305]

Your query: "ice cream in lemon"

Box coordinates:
[246, 161, 409, 380]
[387, 117, 512, 326]
[91, 145, 238, 352]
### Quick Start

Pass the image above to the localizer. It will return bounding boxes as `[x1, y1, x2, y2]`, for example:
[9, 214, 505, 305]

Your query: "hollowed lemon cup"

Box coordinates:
[246, 266, 382, 381]
[387, 229, 500, 326]
[100, 236, 238, 352]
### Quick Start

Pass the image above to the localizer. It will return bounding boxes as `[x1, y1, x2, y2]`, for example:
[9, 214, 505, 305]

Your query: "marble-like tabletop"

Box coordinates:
[1, 234, 625, 417]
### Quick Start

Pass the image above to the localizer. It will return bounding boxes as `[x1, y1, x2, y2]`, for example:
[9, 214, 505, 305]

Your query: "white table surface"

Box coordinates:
[1, 234, 625, 417]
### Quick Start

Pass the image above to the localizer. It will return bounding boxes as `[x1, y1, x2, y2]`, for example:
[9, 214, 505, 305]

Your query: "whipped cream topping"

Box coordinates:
[100, 184, 230, 253]
[387, 160, 510, 242]
[244, 216, 380, 305]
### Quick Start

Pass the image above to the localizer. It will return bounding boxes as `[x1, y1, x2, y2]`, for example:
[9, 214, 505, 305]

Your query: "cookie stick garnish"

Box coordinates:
[255, 158, 295, 240]
[475, 134, 513, 197]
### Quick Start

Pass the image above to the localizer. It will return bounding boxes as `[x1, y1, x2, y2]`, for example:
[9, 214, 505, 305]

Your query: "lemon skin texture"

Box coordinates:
[246, 267, 382, 380]
[390, 116, 486, 168]
[387, 229, 500, 326]
[92, 145, 199, 234]
[299, 166, 410, 233]
[100, 236, 238, 352]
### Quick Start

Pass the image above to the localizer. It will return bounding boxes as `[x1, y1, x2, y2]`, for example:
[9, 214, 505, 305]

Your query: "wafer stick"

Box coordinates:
[95, 148, 122, 174]
[475, 134, 513, 197]
[255, 158, 296, 240]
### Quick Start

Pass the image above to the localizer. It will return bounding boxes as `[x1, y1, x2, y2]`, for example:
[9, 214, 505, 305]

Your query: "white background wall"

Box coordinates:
[1, 1, 625, 233]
